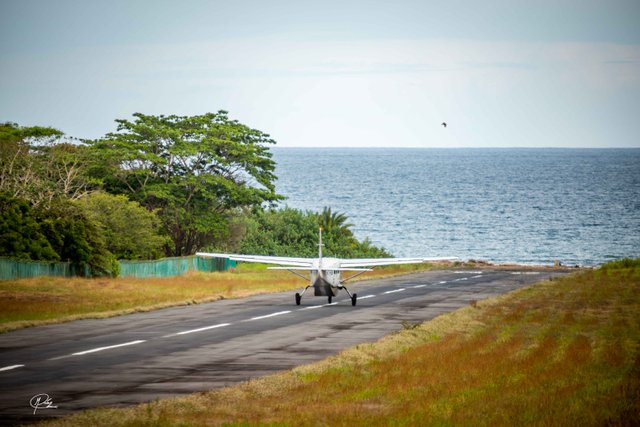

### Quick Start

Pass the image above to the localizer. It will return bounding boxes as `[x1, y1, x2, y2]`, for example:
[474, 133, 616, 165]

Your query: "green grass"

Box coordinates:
[35, 261, 640, 426]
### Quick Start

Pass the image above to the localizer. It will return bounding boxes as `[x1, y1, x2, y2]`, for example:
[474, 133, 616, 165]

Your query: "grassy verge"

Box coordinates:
[0, 262, 440, 333]
[36, 260, 640, 426]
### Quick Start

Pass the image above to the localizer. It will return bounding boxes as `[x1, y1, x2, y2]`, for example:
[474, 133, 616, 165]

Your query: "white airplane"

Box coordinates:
[197, 229, 457, 306]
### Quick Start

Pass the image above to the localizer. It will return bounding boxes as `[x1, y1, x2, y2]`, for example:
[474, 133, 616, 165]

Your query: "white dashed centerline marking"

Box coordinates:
[170, 323, 231, 336]
[358, 294, 376, 300]
[0, 364, 24, 372]
[72, 340, 146, 356]
[299, 305, 323, 310]
[412, 284, 427, 288]
[248, 311, 291, 321]
[384, 288, 406, 294]
[299, 302, 339, 310]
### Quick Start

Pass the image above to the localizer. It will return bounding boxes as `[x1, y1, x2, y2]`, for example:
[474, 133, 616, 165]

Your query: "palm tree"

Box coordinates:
[317, 207, 353, 236]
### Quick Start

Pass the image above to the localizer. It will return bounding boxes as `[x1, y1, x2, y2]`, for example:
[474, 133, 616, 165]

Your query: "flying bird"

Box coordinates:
[441, 122, 447, 128]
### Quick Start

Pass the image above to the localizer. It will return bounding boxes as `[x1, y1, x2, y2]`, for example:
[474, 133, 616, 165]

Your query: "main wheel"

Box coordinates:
[295, 293, 301, 306]
[328, 295, 332, 304]
[352, 293, 357, 306]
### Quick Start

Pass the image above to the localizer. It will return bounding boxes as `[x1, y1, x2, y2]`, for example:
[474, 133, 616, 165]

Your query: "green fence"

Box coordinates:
[1, 258, 68, 279]
[119, 256, 236, 278]
[0, 258, 92, 279]
[0, 256, 235, 280]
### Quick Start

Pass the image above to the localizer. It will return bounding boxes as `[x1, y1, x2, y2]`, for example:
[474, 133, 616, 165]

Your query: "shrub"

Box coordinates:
[601, 258, 640, 270]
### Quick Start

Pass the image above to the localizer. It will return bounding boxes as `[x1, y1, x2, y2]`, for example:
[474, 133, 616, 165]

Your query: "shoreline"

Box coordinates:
[437, 259, 586, 271]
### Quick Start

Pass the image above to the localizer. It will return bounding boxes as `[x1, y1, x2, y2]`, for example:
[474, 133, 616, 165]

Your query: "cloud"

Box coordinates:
[1, 37, 639, 146]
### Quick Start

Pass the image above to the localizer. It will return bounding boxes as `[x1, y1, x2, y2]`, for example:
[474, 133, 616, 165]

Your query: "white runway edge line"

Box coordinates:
[384, 288, 406, 294]
[173, 323, 231, 336]
[0, 364, 24, 372]
[249, 311, 291, 321]
[72, 340, 146, 356]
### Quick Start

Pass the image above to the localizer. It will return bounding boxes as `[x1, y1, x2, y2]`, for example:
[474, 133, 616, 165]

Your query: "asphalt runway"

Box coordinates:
[0, 267, 571, 425]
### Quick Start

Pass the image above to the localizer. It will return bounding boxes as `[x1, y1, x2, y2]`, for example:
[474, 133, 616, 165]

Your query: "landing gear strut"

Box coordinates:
[295, 286, 311, 306]
[339, 285, 358, 306]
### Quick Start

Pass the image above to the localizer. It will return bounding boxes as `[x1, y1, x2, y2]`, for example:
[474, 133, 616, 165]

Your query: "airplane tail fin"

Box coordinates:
[318, 228, 324, 265]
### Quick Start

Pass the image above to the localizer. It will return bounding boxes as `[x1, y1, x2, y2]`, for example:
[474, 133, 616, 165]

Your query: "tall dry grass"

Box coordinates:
[37, 263, 640, 426]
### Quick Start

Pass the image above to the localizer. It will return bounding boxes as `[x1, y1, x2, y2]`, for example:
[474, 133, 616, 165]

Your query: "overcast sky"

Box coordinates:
[1, 0, 639, 147]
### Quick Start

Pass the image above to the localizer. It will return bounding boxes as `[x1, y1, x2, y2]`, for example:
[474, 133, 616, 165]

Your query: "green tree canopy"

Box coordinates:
[0, 122, 63, 145]
[76, 192, 168, 260]
[239, 207, 320, 257]
[0, 192, 58, 261]
[37, 199, 118, 277]
[90, 112, 283, 256]
[0, 191, 117, 276]
[237, 207, 391, 258]
[0, 122, 91, 208]
[318, 206, 353, 235]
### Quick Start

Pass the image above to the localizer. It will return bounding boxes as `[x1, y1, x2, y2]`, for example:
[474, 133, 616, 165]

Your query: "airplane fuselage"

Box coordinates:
[311, 260, 342, 296]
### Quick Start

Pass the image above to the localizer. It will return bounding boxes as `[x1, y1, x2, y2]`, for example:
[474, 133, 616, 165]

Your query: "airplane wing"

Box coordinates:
[268, 266, 372, 272]
[338, 256, 458, 268]
[196, 252, 314, 268]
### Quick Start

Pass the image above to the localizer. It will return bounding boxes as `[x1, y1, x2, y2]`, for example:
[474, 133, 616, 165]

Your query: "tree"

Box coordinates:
[0, 122, 91, 209]
[76, 192, 168, 260]
[0, 192, 58, 260]
[37, 200, 118, 277]
[315, 207, 391, 258]
[239, 207, 320, 257]
[236, 207, 391, 258]
[90, 112, 283, 256]
[0, 191, 118, 276]
[318, 206, 353, 236]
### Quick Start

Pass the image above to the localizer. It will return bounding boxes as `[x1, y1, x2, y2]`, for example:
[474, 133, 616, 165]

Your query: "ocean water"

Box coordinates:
[271, 148, 640, 266]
